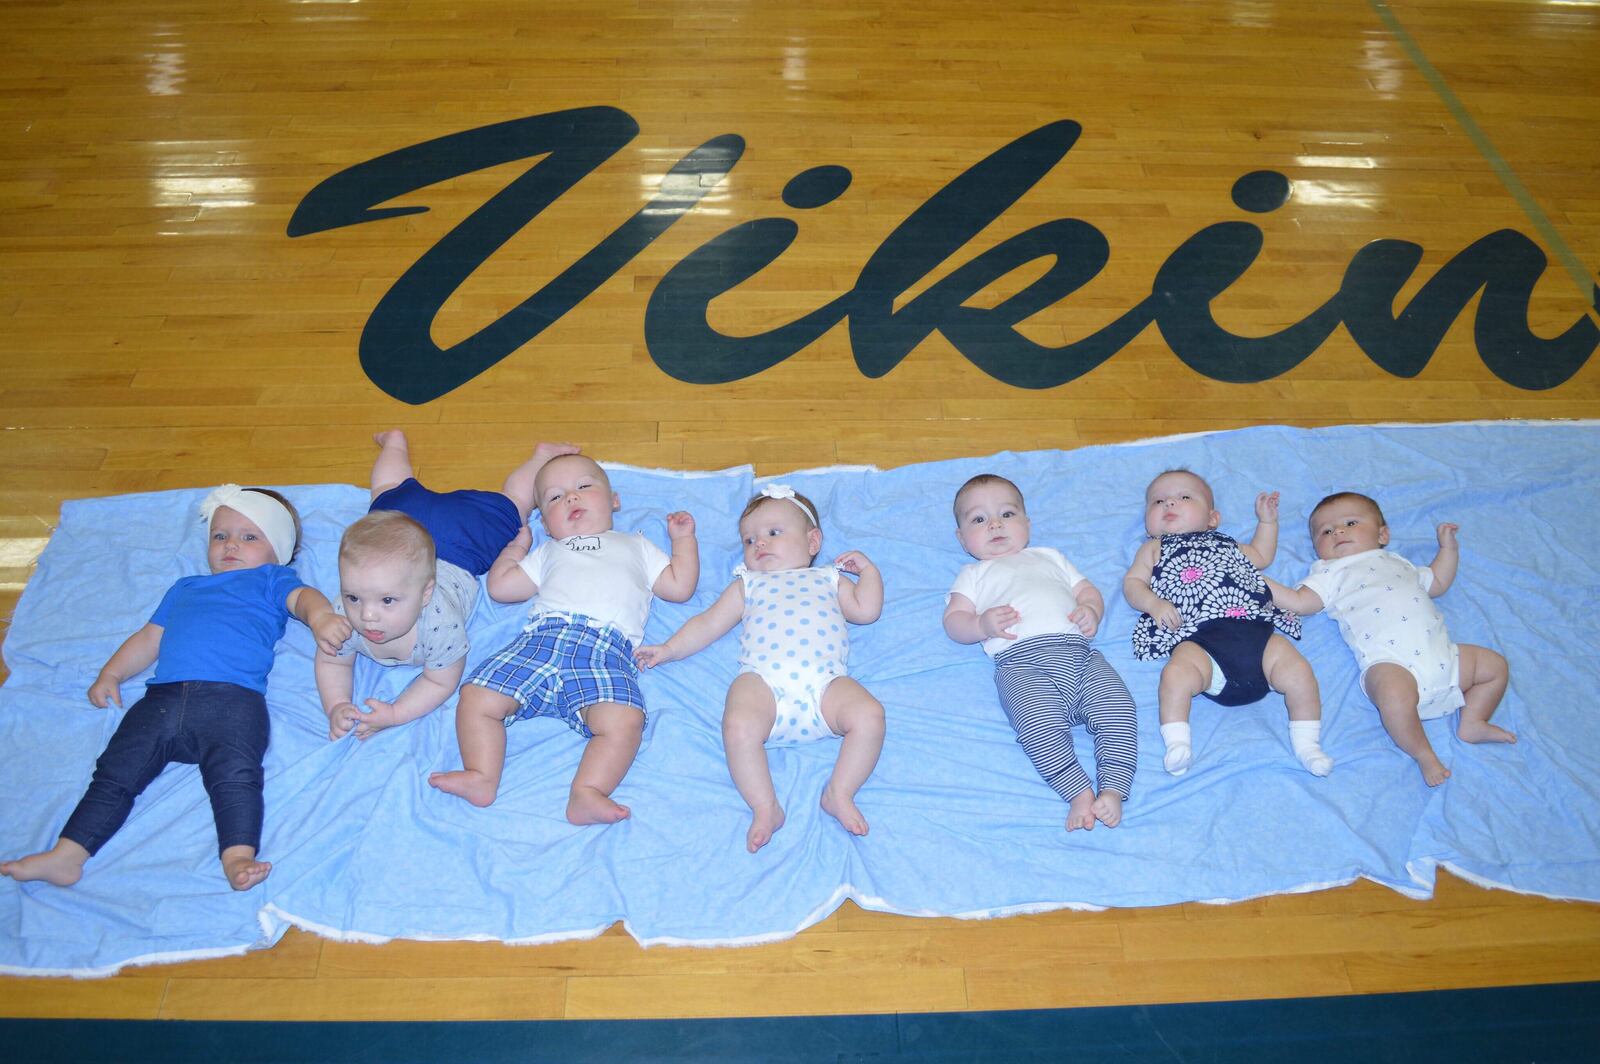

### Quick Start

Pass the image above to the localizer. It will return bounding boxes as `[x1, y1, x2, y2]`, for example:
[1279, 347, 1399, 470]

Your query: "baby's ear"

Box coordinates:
[1378, 524, 1390, 546]
[1207, 509, 1222, 529]
[421, 578, 436, 605]
[807, 527, 823, 556]
[611, 492, 621, 512]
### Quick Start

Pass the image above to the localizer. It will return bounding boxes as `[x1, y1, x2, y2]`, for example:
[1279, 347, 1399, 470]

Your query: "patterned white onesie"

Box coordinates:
[736, 564, 849, 744]
[1300, 548, 1463, 718]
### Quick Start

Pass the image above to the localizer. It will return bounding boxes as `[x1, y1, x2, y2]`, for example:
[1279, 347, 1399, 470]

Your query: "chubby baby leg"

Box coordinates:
[1364, 663, 1449, 786]
[428, 684, 517, 807]
[500, 442, 582, 519]
[1157, 642, 1210, 775]
[724, 673, 783, 852]
[1264, 635, 1332, 777]
[0, 838, 91, 887]
[819, 677, 885, 839]
[567, 702, 644, 825]
[1456, 644, 1515, 745]
[369, 429, 415, 500]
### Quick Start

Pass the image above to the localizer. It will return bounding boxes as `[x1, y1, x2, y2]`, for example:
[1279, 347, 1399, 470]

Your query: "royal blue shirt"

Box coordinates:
[148, 564, 303, 692]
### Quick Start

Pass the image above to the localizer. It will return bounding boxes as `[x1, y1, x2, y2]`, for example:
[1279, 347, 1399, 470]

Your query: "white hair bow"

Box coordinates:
[758, 483, 818, 527]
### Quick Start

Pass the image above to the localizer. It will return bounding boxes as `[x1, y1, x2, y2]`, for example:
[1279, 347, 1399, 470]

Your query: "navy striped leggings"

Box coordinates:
[993, 634, 1138, 802]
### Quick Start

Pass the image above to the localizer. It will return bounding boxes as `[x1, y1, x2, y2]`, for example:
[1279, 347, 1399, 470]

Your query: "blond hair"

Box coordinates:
[340, 509, 435, 574]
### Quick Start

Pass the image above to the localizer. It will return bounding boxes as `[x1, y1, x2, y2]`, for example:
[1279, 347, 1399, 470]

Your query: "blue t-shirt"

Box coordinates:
[148, 564, 303, 692]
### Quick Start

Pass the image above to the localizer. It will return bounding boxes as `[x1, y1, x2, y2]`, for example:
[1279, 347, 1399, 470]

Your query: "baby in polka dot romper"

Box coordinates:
[636, 485, 885, 853]
[1264, 492, 1514, 787]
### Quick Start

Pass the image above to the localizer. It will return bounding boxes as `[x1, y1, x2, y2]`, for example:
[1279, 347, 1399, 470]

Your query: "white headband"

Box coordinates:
[757, 483, 818, 528]
[199, 484, 297, 566]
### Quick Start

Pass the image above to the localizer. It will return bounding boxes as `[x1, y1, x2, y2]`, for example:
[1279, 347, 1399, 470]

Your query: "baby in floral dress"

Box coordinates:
[1122, 470, 1332, 777]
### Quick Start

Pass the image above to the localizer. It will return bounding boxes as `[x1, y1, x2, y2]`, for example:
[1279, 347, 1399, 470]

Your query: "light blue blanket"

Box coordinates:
[2, 422, 1596, 976]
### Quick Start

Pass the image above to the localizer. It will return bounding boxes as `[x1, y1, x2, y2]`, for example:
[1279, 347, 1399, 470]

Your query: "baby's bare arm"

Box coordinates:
[487, 526, 539, 602]
[89, 622, 164, 708]
[1427, 522, 1460, 597]
[1068, 579, 1104, 638]
[1239, 491, 1280, 569]
[652, 511, 700, 603]
[1121, 539, 1166, 613]
[944, 592, 1020, 644]
[636, 580, 743, 666]
[288, 586, 351, 655]
[1263, 574, 1324, 616]
[314, 650, 360, 739]
[354, 658, 468, 739]
[835, 551, 883, 624]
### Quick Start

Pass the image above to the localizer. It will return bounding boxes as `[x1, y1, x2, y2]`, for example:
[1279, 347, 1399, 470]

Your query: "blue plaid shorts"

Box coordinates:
[466, 612, 645, 737]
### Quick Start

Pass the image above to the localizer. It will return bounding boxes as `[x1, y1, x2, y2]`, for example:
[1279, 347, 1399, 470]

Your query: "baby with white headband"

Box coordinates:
[2, 486, 348, 891]
[637, 484, 885, 853]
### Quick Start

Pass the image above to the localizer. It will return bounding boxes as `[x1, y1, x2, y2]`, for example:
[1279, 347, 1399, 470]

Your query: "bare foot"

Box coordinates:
[221, 846, 271, 891]
[372, 429, 408, 448]
[1459, 720, 1517, 744]
[820, 785, 869, 837]
[429, 769, 499, 807]
[567, 785, 630, 825]
[746, 801, 786, 853]
[0, 839, 89, 887]
[1091, 789, 1124, 828]
[1065, 787, 1096, 831]
[1416, 752, 1452, 787]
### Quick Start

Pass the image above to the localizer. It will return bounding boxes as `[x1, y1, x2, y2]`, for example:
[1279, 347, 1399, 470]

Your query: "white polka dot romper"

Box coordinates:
[736, 564, 850, 744]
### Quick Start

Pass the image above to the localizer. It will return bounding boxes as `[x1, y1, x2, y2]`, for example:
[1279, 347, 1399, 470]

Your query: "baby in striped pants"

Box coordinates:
[943, 474, 1137, 831]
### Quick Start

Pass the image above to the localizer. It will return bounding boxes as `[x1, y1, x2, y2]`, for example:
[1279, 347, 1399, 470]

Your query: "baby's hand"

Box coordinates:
[833, 550, 875, 576]
[1437, 522, 1459, 548]
[666, 511, 696, 540]
[326, 701, 362, 741]
[532, 441, 580, 464]
[980, 605, 1021, 640]
[1256, 491, 1280, 523]
[504, 524, 534, 558]
[352, 698, 399, 740]
[1069, 604, 1100, 639]
[88, 673, 122, 709]
[1151, 599, 1183, 631]
[309, 611, 352, 656]
[635, 643, 675, 669]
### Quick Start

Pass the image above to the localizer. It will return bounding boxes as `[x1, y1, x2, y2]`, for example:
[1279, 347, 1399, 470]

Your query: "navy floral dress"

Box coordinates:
[1131, 530, 1300, 661]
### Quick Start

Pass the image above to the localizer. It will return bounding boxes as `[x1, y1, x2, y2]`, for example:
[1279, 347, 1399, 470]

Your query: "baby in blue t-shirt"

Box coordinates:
[1, 486, 348, 891]
[636, 485, 885, 853]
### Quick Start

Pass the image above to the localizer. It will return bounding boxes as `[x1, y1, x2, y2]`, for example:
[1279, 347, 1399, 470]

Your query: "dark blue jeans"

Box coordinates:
[61, 680, 270, 856]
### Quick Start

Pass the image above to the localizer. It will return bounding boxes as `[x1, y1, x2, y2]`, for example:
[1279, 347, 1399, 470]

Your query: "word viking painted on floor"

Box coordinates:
[288, 107, 1599, 405]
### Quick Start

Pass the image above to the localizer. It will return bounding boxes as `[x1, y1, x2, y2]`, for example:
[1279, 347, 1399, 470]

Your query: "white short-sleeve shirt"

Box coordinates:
[948, 546, 1089, 657]
[1300, 548, 1456, 695]
[518, 530, 671, 646]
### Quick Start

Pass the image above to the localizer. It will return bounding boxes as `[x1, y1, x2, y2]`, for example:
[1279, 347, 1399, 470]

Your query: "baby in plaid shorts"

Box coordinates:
[429, 455, 700, 824]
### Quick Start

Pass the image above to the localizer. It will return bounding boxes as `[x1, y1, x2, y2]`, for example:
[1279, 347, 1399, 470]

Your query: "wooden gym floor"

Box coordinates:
[2, 0, 1598, 1024]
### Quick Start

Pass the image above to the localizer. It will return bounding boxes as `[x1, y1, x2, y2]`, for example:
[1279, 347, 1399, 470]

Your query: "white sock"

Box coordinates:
[1289, 720, 1333, 777]
[1160, 722, 1192, 776]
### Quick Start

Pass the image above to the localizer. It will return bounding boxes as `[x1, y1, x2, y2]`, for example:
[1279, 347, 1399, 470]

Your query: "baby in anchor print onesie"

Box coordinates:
[1265, 492, 1514, 786]
[637, 485, 885, 853]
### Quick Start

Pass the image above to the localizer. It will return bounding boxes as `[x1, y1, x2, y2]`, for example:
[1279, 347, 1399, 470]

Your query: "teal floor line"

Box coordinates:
[5, 980, 1598, 1063]
[1367, 0, 1599, 314]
